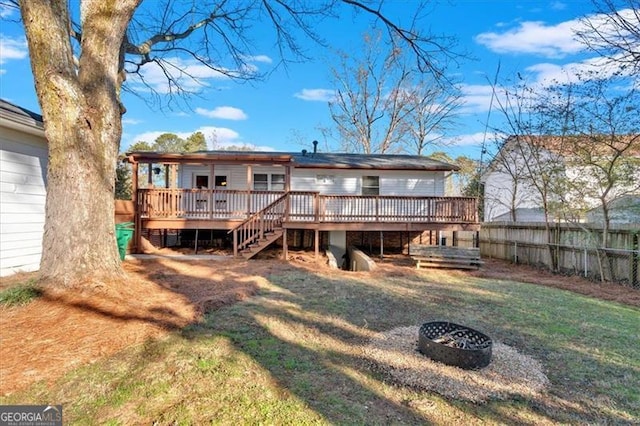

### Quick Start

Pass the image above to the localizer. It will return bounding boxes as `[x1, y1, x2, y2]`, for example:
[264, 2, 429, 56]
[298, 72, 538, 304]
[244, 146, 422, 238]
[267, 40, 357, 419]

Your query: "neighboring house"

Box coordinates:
[126, 149, 480, 259]
[586, 195, 640, 225]
[491, 208, 546, 222]
[0, 100, 47, 277]
[481, 135, 640, 223]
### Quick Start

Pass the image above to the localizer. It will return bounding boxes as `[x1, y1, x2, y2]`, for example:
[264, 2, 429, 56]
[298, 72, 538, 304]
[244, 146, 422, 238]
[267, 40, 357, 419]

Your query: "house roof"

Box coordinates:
[125, 150, 459, 171]
[289, 152, 458, 170]
[0, 99, 44, 131]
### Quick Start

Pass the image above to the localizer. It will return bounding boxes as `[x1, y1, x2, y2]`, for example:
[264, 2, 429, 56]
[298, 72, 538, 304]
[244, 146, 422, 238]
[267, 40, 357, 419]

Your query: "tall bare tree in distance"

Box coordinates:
[6, 0, 460, 286]
[328, 30, 459, 154]
[328, 31, 415, 154]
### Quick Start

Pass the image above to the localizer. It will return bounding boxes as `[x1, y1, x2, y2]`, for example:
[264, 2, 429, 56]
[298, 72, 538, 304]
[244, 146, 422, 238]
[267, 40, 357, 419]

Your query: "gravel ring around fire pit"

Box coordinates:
[362, 326, 549, 403]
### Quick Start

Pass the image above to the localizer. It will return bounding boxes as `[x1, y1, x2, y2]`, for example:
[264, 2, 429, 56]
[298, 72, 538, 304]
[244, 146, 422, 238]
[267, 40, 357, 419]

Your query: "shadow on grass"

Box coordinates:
[22, 257, 637, 424]
[171, 260, 638, 424]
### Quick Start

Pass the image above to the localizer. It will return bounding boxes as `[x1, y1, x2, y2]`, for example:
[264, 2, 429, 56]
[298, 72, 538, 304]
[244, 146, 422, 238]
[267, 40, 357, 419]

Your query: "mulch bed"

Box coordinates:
[362, 326, 549, 403]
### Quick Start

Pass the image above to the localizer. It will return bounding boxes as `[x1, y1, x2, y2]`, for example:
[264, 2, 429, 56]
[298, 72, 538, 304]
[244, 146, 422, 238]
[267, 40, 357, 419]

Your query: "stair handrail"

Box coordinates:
[228, 193, 289, 254]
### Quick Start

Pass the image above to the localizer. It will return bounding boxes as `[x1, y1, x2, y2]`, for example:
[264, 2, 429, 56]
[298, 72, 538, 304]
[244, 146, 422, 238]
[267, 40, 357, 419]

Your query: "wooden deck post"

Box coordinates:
[246, 165, 253, 215]
[233, 229, 238, 257]
[131, 160, 140, 254]
[283, 228, 288, 260]
[314, 229, 319, 260]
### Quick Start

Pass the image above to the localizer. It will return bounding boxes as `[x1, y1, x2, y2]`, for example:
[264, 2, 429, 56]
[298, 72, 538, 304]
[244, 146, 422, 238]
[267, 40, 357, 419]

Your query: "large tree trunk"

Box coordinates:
[20, 0, 139, 285]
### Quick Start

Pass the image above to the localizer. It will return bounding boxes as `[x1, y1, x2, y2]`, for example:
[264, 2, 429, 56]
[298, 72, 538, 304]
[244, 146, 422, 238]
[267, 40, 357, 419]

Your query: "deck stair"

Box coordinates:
[229, 193, 288, 259]
[240, 228, 284, 259]
[410, 244, 483, 270]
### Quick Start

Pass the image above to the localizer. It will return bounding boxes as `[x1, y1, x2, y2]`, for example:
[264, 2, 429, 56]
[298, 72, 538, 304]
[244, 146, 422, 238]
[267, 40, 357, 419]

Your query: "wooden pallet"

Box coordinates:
[410, 245, 483, 270]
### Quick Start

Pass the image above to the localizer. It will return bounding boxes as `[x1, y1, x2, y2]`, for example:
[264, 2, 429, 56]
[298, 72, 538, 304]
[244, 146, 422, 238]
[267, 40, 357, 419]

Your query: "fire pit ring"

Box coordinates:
[418, 321, 492, 370]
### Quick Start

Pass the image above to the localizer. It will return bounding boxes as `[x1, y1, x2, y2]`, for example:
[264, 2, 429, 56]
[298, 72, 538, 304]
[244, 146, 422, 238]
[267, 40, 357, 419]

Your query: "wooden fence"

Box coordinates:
[479, 222, 640, 287]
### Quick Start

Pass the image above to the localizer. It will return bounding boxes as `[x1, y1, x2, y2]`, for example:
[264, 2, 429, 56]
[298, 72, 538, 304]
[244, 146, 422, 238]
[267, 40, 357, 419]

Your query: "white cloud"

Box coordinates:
[526, 54, 632, 86]
[195, 106, 248, 120]
[457, 84, 508, 115]
[0, 5, 16, 19]
[122, 118, 142, 125]
[244, 55, 273, 64]
[441, 132, 504, 147]
[0, 34, 28, 64]
[550, 2, 567, 11]
[126, 57, 234, 94]
[475, 19, 584, 58]
[294, 88, 336, 102]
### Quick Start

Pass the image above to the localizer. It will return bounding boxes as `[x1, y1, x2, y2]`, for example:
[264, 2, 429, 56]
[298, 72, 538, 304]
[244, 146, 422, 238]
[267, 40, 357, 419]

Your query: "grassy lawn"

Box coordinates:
[2, 260, 639, 425]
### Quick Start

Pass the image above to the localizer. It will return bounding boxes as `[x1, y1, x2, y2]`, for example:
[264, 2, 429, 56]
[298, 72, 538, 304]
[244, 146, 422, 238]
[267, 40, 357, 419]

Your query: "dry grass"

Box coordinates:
[1, 251, 638, 424]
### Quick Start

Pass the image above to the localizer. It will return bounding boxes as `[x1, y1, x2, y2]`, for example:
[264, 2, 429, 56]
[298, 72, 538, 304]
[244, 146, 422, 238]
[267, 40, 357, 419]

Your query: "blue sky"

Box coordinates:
[0, 1, 628, 160]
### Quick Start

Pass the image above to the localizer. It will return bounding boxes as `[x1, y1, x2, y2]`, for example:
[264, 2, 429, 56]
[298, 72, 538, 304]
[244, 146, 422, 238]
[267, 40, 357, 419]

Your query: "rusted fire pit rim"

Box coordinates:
[418, 320, 493, 370]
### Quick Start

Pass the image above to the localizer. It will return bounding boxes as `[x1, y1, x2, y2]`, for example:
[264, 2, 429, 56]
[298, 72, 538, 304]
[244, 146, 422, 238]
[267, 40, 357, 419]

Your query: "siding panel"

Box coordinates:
[0, 121, 48, 276]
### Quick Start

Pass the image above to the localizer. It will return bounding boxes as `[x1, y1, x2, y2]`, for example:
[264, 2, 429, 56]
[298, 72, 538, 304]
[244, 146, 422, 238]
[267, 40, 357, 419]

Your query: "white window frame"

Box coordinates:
[362, 175, 380, 196]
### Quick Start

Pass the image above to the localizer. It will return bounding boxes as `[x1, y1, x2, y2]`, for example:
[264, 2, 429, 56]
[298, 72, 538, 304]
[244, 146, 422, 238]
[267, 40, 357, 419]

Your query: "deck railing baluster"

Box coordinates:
[137, 189, 478, 224]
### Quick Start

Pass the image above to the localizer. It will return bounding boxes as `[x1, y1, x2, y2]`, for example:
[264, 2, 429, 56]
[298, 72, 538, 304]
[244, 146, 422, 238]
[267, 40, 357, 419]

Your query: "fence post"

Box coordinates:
[584, 247, 588, 278]
[632, 233, 639, 288]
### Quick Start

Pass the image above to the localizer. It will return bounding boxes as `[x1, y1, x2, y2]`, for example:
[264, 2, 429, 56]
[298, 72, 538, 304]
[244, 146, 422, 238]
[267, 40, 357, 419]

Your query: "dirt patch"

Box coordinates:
[363, 326, 549, 403]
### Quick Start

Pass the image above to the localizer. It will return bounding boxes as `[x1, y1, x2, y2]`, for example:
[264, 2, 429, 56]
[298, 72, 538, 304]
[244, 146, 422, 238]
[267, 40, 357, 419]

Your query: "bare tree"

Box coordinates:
[328, 30, 458, 154]
[6, 0, 456, 286]
[488, 79, 572, 270]
[557, 77, 640, 247]
[488, 70, 639, 275]
[328, 31, 414, 154]
[577, 0, 640, 75]
[404, 81, 462, 155]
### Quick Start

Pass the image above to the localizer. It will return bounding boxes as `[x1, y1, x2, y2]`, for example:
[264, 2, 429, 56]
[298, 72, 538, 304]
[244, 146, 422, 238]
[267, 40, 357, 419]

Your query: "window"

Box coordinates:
[271, 174, 285, 191]
[362, 176, 379, 196]
[214, 175, 227, 188]
[254, 173, 285, 191]
[253, 174, 268, 191]
[316, 175, 335, 184]
[195, 175, 209, 189]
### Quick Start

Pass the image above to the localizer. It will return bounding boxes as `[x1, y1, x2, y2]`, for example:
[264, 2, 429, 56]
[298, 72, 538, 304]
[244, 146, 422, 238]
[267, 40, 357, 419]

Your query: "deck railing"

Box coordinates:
[137, 189, 478, 223]
[229, 193, 288, 255]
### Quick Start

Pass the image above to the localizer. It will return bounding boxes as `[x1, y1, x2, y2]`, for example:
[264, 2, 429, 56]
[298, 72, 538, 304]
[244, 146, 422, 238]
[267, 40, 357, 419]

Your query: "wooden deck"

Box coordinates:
[137, 189, 479, 226]
[134, 189, 479, 257]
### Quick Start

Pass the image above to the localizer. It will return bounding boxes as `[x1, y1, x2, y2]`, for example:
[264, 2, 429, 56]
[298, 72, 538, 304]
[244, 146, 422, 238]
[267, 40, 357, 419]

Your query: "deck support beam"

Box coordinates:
[283, 228, 288, 260]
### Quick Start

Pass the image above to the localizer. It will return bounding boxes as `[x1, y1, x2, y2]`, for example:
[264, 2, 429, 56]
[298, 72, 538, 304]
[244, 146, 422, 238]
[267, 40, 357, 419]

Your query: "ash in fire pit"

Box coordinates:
[418, 321, 492, 370]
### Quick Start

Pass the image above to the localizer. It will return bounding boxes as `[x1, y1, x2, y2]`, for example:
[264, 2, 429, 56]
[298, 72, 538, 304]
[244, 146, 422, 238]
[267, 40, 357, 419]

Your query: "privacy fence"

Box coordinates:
[479, 222, 640, 287]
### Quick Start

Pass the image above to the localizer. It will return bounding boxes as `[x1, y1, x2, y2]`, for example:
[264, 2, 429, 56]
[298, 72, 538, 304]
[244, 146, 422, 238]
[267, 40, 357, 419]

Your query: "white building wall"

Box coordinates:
[482, 169, 540, 222]
[291, 169, 444, 196]
[0, 127, 48, 277]
[180, 164, 290, 190]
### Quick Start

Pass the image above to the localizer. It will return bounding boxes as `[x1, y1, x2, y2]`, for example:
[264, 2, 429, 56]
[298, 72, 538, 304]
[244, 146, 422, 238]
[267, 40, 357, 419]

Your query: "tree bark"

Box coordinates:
[20, 0, 140, 285]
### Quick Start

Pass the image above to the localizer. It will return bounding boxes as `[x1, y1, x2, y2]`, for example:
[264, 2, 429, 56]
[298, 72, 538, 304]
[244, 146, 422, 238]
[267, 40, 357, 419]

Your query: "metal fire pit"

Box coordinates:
[418, 321, 492, 370]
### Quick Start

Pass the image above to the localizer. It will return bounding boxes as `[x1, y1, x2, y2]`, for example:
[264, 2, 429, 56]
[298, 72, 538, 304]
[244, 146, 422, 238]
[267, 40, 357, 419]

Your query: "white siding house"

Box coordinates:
[127, 150, 478, 258]
[0, 100, 47, 277]
[481, 135, 640, 223]
[179, 160, 446, 196]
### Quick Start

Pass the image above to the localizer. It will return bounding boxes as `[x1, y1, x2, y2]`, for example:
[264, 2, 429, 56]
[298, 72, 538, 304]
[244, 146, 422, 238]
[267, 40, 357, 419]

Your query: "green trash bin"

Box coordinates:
[115, 222, 134, 260]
